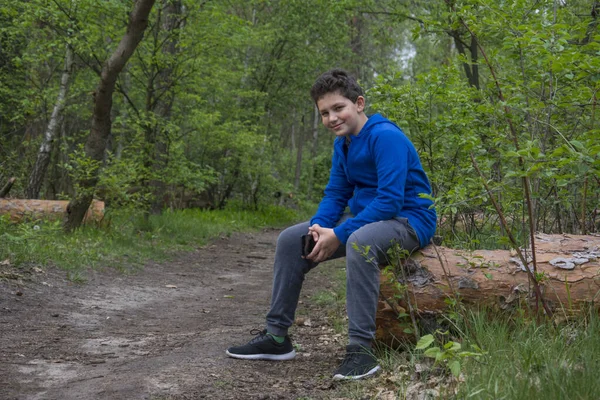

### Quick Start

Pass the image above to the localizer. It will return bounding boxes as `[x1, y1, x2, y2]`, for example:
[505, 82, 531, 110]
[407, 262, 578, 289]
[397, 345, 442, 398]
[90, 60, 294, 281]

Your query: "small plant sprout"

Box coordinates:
[415, 331, 486, 378]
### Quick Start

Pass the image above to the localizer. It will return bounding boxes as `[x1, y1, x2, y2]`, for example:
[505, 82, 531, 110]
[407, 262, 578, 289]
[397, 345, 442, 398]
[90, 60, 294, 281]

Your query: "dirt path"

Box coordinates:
[0, 228, 351, 400]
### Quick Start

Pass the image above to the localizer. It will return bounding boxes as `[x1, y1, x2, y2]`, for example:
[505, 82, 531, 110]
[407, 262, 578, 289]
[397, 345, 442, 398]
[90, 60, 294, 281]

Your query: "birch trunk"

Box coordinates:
[26, 45, 74, 199]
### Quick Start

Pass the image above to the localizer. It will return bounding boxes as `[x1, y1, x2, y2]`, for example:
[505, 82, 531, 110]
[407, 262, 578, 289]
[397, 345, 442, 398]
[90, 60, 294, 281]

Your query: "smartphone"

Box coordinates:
[301, 234, 316, 257]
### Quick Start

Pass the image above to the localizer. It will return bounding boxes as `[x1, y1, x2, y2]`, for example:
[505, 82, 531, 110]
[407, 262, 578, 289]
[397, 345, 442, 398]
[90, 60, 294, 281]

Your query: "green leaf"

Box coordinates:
[416, 334, 435, 350]
[444, 341, 462, 351]
[424, 346, 441, 358]
[570, 140, 585, 151]
[449, 360, 461, 377]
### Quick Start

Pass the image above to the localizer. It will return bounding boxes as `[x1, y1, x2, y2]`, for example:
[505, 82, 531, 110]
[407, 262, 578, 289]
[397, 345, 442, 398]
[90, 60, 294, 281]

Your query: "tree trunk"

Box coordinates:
[376, 233, 600, 345]
[0, 198, 104, 223]
[307, 105, 319, 201]
[582, 1, 599, 45]
[26, 44, 74, 199]
[64, 0, 156, 232]
[293, 112, 304, 192]
[349, 14, 365, 82]
[449, 30, 480, 90]
[148, 0, 182, 215]
[0, 178, 16, 198]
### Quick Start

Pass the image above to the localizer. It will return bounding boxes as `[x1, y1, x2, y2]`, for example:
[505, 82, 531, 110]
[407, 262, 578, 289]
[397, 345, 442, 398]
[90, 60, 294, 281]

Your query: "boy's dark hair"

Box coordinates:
[310, 68, 363, 103]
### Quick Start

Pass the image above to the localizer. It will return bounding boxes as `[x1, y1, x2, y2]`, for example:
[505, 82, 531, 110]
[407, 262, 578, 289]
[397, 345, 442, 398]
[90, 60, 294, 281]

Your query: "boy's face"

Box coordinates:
[316, 92, 367, 137]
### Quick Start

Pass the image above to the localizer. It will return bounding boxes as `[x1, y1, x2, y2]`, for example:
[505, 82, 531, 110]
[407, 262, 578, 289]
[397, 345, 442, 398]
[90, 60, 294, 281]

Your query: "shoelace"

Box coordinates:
[248, 328, 269, 344]
[338, 350, 361, 368]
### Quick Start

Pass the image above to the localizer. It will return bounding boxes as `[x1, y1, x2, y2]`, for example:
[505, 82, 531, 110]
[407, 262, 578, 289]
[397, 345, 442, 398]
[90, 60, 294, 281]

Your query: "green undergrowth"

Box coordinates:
[0, 202, 314, 279]
[307, 258, 600, 400]
[456, 309, 600, 399]
[436, 223, 530, 251]
[377, 309, 600, 400]
[330, 308, 600, 400]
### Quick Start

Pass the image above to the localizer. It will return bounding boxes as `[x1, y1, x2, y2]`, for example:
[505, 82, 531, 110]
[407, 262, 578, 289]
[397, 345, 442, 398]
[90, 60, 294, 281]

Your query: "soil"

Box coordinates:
[0, 228, 356, 400]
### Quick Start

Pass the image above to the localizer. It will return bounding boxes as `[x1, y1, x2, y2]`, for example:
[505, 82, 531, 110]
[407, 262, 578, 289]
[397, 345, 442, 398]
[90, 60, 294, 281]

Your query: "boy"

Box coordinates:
[226, 68, 436, 380]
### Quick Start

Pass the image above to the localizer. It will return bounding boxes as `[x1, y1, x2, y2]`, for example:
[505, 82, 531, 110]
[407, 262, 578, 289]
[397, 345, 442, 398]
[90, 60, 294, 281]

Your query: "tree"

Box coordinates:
[370, 0, 600, 242]
[64, 0, 156, 231]
[25, 44, 74, 199]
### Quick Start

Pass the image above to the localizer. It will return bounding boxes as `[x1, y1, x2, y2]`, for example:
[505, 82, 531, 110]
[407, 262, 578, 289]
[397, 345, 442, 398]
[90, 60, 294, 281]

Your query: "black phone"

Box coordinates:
[301, 234, 316, 257]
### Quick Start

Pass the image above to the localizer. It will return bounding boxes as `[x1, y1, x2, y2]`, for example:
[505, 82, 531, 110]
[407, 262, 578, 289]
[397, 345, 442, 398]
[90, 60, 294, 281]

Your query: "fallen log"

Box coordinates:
[0, 198, 105, 224]
[376, 233, 600, 344]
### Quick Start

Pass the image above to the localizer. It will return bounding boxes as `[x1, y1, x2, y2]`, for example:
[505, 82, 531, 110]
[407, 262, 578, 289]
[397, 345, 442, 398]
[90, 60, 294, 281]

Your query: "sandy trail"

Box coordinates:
[1, 229, 347, 400]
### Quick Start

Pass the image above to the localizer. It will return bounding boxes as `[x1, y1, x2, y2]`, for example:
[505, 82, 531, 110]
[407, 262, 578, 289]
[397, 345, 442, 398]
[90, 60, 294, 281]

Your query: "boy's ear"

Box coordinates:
[355, 96, 365, 112]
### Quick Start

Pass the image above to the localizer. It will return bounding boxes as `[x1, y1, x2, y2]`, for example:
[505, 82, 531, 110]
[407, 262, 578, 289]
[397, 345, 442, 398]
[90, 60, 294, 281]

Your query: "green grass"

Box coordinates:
[457, 309, 600, 400]
[0, 202, 314, 279]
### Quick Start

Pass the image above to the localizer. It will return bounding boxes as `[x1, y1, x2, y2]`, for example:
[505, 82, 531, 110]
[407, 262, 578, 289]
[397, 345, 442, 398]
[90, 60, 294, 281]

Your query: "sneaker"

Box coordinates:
[332, 344, 381, 380]
[226, 329, 296, 361]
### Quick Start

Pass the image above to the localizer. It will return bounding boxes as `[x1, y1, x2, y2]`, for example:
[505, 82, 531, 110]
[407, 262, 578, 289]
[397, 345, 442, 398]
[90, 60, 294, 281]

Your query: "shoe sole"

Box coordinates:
[225, 349, 296, 361]
[332, 365, 381, 380]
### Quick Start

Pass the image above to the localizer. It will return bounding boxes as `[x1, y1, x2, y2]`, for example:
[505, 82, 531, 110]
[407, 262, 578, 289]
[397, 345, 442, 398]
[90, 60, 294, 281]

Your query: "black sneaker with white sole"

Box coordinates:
[226, 329, 296, 361]
[333, 344, 381, 380]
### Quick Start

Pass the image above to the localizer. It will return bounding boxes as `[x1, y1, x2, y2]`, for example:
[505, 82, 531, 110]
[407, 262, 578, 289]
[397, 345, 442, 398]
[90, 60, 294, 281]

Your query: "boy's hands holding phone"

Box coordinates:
[301, 224, 340, 263]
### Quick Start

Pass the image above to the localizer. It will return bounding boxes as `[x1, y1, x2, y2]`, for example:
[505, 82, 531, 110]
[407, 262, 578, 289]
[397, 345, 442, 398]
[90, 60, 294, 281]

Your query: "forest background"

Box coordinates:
[1, 1, 599, 398]
[1, 0, 598, 244]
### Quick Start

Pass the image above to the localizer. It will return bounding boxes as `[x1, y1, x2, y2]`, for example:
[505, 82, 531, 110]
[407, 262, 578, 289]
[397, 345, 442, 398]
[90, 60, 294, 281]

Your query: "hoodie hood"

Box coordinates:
[334, 113, 397, 157]
[358, 113, 395, 135]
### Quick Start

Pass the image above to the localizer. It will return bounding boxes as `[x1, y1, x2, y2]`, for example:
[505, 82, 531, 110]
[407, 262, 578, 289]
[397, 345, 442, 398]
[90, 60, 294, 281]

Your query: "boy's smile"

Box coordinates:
[317, 92, 368, 137]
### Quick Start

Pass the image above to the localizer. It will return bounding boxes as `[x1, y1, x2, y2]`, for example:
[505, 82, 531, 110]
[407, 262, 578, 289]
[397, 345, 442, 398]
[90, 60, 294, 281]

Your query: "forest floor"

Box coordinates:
[0, 228, 388, 400]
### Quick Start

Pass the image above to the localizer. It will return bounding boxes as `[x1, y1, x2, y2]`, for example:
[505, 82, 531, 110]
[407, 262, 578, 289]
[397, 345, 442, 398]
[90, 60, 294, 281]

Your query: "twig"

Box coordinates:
[430, 241, 457, 296]
[470, 153, 553, 318]
[384, 245, 421, 341]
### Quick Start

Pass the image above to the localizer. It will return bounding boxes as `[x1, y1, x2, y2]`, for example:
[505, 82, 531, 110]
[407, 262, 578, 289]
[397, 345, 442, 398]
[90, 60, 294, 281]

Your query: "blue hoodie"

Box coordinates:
[310, 114, 436, 248]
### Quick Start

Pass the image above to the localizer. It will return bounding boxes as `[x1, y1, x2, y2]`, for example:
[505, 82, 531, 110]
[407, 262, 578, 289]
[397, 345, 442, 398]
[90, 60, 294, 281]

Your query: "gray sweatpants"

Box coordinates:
[265, 216, 420, 347]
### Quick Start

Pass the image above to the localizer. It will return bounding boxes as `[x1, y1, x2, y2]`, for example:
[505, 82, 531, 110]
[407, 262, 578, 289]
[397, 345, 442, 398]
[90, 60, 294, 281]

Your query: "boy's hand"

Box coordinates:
[306, 225, 340, 263]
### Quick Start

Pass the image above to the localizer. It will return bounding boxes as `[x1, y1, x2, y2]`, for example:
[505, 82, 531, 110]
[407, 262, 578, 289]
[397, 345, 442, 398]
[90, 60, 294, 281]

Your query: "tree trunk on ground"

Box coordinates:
[26, 45, 74, 199]
[64, 0, 156, 232]
[376, 233, 600, 345]
[0, 198, 104, 223]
